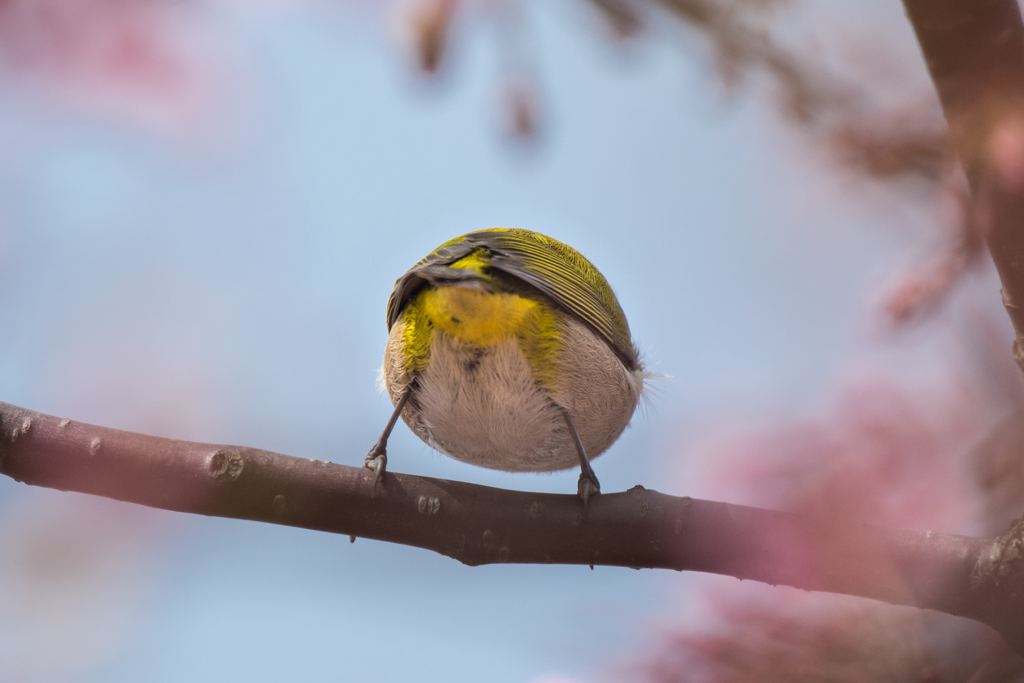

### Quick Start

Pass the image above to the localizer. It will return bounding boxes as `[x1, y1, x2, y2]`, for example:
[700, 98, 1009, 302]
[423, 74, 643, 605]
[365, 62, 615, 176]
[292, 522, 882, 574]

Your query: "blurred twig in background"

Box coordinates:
[391, 0, 986, 324]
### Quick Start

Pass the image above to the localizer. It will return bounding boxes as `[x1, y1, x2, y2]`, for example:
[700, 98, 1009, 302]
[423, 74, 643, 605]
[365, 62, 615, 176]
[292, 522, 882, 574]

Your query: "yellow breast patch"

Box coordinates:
[401, 283, 561, 389]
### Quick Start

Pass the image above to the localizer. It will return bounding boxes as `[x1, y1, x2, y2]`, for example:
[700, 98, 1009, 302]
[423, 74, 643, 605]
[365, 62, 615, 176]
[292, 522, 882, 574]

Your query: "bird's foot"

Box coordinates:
[577, 471, 601, 510]
[363, 444, 387, 494]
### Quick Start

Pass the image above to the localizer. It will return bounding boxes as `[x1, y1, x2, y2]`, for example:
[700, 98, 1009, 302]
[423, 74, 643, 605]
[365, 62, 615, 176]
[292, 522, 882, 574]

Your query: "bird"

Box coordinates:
[365, 228, 645, 505]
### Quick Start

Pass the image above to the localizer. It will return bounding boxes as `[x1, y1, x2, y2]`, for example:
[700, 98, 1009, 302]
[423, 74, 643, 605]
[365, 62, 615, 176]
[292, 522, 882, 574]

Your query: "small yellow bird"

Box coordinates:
[365, 228, 645, 504]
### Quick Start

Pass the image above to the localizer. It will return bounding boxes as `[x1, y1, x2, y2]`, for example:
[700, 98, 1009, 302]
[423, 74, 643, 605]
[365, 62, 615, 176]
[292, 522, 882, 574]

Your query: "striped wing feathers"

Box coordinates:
[387, 228, 639, 371]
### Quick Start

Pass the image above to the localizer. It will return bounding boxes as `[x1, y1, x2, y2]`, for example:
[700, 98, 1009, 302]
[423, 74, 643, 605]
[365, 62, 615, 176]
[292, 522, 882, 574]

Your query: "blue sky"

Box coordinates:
[0, 2, 974, 681]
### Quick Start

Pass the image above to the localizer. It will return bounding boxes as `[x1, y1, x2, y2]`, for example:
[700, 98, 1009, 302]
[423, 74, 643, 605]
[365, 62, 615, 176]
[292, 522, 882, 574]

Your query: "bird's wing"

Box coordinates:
[385, 239, 478, 332]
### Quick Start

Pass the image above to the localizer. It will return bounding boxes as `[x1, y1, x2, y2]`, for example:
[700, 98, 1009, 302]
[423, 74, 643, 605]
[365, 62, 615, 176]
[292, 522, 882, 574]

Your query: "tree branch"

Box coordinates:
[904, 0, 1024, 372]
[3, 400, 1024, 651]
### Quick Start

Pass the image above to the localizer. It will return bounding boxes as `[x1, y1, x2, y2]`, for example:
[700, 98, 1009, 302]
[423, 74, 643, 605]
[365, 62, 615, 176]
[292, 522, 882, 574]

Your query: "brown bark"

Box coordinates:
[4, 400, 1024, 652]
[904, 0, 1024, 371]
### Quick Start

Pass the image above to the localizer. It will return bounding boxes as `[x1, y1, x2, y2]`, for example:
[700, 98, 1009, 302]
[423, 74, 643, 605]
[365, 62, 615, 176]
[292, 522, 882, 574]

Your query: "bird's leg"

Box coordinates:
[364, 387, 412, 492]
[558, 406, 600, 508]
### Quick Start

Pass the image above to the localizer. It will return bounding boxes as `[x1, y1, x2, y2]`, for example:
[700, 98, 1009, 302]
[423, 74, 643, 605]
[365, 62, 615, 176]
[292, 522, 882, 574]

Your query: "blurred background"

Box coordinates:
[2, 0, 1022, 680]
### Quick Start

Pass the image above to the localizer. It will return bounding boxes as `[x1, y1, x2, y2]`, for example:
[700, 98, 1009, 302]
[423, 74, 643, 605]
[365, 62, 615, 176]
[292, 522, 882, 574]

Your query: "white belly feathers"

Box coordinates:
[382, 315, 643, 472]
